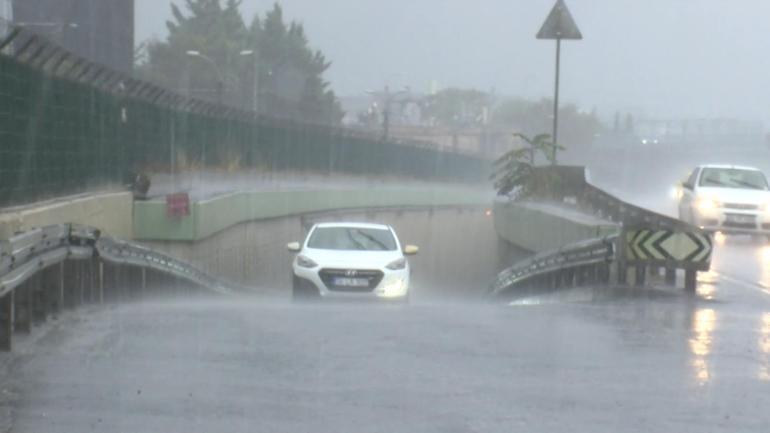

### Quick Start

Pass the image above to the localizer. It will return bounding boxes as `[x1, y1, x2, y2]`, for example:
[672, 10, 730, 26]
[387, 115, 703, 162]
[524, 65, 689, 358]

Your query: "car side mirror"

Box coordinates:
[682, 182, 693, 190]
[403, 245, 419, 256]
[287, 242, 301, 252]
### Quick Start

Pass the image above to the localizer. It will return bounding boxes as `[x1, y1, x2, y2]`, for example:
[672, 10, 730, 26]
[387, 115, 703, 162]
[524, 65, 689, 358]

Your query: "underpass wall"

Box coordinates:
[134, 187, 492, 241]
[493, 200, 619, 253]
[141, 207, 504, 300]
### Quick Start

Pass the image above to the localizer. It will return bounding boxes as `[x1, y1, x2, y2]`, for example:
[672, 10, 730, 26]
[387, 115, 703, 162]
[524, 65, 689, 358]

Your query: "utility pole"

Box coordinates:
[367, 84, 410, 141]
[383, 85, 391, 141]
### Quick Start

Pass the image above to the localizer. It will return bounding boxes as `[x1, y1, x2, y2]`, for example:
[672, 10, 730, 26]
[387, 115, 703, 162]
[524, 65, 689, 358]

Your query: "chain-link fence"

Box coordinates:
[0, 28, 488, 208]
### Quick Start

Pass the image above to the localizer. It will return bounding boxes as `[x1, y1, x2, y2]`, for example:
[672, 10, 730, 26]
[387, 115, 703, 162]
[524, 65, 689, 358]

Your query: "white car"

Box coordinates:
[677, 164, 770, 236]
[287, 222, 418, 301]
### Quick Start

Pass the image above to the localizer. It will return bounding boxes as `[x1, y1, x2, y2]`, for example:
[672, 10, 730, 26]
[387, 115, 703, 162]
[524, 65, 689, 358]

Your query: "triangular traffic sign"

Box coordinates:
[536, 0, 583, 40]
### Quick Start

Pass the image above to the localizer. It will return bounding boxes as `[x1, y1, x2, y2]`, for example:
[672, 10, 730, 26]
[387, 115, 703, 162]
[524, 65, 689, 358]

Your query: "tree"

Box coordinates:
[136, 1, 342, 124]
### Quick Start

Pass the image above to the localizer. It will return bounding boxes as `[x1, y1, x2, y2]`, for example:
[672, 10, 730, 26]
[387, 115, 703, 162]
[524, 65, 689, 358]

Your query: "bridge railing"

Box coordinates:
[0, 224, 235, 351]
[491, 166, 713, 297]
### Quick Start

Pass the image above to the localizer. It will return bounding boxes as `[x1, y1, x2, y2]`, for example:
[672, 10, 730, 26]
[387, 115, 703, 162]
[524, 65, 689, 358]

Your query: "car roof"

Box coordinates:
[313, 222, 391, 230]
[698, 164, 762, 171]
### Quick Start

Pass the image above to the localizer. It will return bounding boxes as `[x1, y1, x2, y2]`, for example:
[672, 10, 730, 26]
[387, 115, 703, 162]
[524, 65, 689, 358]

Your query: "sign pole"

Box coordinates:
[552, 38, 561, 164]
[536, 0, 582, 165]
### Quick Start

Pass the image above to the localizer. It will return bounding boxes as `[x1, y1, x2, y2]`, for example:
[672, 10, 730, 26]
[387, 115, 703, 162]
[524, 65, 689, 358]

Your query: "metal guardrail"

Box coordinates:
[580, 182, 689, 230]
[96, 238, 232, 295]
[491, 166, 713, 297]
[491, 236, 616, 296]
[1, 224, 236, 351]
[1, 224, 231, 297]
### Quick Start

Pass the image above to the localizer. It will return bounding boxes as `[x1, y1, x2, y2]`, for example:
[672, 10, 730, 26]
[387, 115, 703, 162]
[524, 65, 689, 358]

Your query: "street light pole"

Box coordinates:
[185, 50, 225, 172]
[186, 50, 225, 106]
[240, 49, 259, 113]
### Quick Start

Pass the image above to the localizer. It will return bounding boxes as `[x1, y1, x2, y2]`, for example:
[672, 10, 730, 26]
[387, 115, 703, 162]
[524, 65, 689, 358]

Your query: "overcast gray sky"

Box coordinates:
[136, 1, 770, 126]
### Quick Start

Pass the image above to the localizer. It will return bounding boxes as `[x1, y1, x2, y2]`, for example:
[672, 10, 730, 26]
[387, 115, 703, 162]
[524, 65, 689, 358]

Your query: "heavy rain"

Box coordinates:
[1, 1, 770, 432]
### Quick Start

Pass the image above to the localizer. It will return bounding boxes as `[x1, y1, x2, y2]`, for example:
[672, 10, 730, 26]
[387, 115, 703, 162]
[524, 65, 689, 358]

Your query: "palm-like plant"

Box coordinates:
[491, 147, 533, 197]
[513, 133, 563, 165]
[491, 133, 565, 197]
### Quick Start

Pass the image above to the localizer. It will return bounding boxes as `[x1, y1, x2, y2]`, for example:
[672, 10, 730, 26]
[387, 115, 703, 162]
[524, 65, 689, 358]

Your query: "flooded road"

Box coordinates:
[6, 193, 770, 432]
[5, 282, 770, 433]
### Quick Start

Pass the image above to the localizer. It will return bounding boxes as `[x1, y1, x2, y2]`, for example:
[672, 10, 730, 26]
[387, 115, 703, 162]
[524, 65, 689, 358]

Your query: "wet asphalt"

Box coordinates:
[4, 234, 770, 433]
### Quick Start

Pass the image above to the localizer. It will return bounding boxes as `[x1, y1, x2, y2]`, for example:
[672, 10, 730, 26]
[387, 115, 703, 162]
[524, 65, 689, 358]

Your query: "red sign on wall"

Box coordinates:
[166, 193, 190, 218]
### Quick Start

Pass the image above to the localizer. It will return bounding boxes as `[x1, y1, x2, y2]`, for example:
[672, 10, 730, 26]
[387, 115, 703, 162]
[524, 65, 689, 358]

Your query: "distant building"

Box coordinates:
[12, 0, 134, 73]
[0, 0, 12, 36]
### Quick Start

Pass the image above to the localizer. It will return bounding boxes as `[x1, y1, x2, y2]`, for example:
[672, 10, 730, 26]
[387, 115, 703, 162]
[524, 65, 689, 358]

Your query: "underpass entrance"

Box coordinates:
[142, 207, 517, 301]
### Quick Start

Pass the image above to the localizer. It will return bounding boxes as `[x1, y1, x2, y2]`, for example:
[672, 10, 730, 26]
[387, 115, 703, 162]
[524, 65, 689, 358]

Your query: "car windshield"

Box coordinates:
[699, 168, 769, 190]
[307, 227, 397, 251]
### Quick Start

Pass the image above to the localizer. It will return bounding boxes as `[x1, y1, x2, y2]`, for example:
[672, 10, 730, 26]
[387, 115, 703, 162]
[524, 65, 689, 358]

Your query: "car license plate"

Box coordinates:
[726, 214, 755, 224]
[334, 277, 369, 287]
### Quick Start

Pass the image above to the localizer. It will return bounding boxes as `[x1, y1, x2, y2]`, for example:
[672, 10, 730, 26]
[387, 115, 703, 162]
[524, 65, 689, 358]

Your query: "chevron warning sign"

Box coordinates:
[625, 229, 712, 264]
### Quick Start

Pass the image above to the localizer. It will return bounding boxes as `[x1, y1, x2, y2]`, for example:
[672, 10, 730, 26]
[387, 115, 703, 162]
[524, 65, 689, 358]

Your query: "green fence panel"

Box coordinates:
[0, 54, 489, 208]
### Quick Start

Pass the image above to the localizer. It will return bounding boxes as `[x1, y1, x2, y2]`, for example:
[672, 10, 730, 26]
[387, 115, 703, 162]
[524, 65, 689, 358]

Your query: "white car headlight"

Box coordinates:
[695, 197, 720, 212]
[385, 257, 406, 270]
[378, 278, 407, 298]
[296, 254, 318, 268]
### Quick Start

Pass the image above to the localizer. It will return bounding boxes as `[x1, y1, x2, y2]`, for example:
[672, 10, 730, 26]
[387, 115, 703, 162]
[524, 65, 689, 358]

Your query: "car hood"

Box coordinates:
[302, 248, 403, 269]
[698, 187, 770, 204]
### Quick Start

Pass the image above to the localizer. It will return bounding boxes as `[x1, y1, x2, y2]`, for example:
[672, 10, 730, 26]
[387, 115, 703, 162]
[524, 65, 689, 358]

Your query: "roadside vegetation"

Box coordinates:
[135, 0, 343, 124]
[491, 133, 565, 198]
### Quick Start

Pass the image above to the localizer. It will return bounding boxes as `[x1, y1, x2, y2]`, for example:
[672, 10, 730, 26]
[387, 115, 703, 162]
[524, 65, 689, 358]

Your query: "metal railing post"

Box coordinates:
[684, 270, 697, 293]
[42, 265, 60, 319]
[62, 261, 74, 309]
[141, 267, 147, 296]
[14, 283, 32, 334]
[56, 262, 65, 315]
[0, 293, 13, 351]
[98, 261, 105, 304]
[616, 263, 628, 286]
[31, 274, 46, 324]
[617, 228, 629, 286]
[665, 267, 676, 285]
[635, 265, 646, 287]
[89, 258, 98, 303]
[77, 261, 85, 305]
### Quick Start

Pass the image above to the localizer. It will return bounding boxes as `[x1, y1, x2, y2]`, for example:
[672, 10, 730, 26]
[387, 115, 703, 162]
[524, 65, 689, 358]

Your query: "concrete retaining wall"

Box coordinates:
[134, 188, 493, 241]
[494, 200, 618, 253]
[0, 192, 133, 239]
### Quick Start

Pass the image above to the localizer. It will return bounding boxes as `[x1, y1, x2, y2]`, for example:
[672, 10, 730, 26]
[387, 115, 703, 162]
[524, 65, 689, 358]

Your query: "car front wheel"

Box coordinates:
[292, 275, 319, 302]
